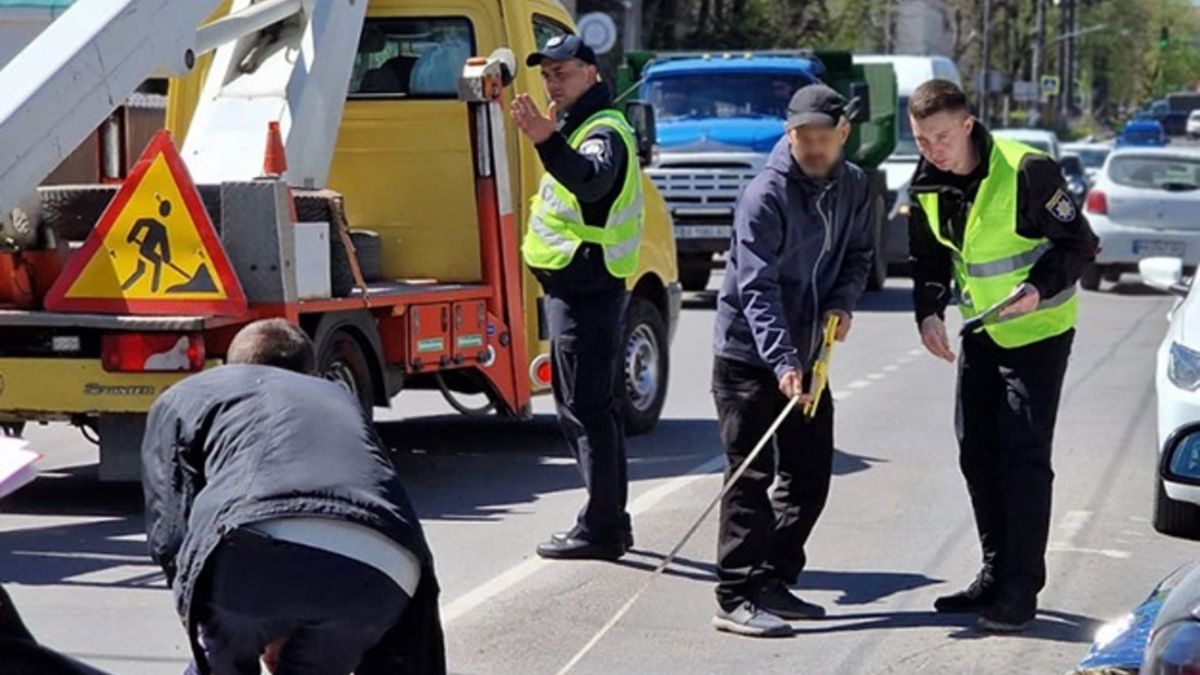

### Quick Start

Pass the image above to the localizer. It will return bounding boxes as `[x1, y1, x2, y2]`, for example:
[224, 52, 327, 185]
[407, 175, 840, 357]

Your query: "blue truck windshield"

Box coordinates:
[644, 74, 810, 122]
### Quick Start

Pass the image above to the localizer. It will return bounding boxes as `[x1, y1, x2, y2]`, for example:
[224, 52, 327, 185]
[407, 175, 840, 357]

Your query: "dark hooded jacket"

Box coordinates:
[714, 136, 874, 377]
[141, 365, 444, 675]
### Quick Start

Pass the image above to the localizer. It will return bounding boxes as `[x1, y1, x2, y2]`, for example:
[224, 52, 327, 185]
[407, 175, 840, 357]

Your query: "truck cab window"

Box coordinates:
[349, 18, 475, 99]
[532, 15, 570, 52]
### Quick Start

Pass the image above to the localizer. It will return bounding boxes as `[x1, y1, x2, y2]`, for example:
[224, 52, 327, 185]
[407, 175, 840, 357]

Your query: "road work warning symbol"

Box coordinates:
[45, 131, 246, 316]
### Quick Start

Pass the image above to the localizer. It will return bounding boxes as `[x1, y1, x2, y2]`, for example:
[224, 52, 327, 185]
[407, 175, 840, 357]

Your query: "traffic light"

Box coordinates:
[1160, 25, 1170, 49]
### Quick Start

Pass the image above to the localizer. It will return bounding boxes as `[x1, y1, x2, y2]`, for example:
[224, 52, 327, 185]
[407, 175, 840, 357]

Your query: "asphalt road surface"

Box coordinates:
[2, 274, 1194, 675]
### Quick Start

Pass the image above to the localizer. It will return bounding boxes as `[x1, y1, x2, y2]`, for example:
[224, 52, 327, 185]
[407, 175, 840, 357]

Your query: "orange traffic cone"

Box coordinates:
[263, 121, 289, 178]
[262, 121, 297, 223]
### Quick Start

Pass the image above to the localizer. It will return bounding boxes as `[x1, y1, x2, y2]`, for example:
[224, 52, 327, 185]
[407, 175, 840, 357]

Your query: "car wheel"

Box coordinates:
[679, 254, 712, 292]
[865, 192, 888, 291]
[316, 328, 375, 418]
[1, 422, 24, 438]
[1154, 478, 1200, 539]
[619, 296, 669, 435]
[1080, 264, 1103, 291]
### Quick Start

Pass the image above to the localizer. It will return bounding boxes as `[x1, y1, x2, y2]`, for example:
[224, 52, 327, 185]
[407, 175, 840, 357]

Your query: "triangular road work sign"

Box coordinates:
[45, 131, 246, 316]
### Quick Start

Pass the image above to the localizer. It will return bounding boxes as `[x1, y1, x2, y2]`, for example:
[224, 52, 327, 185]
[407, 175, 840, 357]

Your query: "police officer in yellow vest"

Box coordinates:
[907, 80, 1099, 632]
[512, 34, 643, 561]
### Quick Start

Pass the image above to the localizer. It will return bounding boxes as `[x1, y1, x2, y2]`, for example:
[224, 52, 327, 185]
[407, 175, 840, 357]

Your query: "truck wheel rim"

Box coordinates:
[625, 324, 659, 413]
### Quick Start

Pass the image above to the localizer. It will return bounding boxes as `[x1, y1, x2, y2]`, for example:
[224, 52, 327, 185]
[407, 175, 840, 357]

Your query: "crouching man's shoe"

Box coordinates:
[712, 601, 794, 638]
[552, 529, 634, 550]
[756, 580, 826, 620]
[536, 535, 625, 561]
[934, 572, 997, 614]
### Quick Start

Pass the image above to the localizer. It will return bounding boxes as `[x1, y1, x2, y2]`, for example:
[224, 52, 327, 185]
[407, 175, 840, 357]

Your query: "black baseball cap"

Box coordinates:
[526, 34, 598, 68]
[786, 84, 847, 130]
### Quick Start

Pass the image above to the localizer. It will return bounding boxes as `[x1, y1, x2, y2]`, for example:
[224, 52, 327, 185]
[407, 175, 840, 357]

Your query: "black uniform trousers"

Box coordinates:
[712, 356, 835, 611]
[956, 328, 1074, 599]
[189, 529, 410, 675]
[545, 286, 632, 543]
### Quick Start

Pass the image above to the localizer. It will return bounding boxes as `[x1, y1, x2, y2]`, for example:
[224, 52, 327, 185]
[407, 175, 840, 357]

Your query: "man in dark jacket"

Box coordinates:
[141, 319, 444, 674]
[711, 84, 874, 637]
[512, 34, 642, 561]
[907, 80, 1098, 632]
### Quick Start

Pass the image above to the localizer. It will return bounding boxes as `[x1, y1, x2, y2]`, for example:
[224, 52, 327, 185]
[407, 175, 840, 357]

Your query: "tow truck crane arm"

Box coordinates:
[0, 0, 366, 221]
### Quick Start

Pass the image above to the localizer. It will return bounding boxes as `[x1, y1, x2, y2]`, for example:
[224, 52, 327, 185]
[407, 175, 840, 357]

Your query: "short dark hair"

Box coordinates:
[226, 319, 316, 374]
[908, 79, 970, 120]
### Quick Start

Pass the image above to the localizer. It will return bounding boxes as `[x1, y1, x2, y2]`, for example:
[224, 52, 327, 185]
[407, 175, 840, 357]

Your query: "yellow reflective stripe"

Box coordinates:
[993, 285, 1077, 325]
[606, 194, 644, 228]
[535, 183, 584, 224]
[965, 242, 1053, 278]
[604, 230, 643, 264]
[528, 213, 578, 255]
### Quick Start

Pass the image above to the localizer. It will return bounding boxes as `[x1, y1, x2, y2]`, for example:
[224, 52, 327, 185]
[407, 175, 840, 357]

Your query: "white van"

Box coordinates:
[853, 55, 962, 269]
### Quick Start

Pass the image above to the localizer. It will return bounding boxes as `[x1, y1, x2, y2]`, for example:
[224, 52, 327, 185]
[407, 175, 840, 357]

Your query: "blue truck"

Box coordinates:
[617, 51, 897, 291]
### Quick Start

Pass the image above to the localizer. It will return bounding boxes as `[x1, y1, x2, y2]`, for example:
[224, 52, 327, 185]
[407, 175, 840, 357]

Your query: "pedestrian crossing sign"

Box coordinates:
[45, 131, 246, 316]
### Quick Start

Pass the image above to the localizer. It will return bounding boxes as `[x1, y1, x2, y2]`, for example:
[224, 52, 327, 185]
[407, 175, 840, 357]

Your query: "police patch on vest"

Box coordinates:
[1045, 189, 1076, 222]
[579, 138, 608, 158]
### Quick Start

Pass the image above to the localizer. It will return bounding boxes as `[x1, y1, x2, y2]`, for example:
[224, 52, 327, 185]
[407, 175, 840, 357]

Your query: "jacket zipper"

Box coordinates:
[810, 185, 834, 362]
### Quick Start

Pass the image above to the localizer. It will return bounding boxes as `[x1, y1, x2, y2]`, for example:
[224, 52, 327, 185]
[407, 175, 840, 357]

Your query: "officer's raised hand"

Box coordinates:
[919, 315, 956, 362]
[512, 94, 557, 145]
[778, 369, 812, 404]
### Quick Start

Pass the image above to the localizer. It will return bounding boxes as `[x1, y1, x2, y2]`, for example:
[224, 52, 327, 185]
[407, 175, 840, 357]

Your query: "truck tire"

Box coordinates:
[1080, 263, 1102, 291]
[866, 192, 888, 291]
[679, 253, 712, 292]
[1154, 478, 1200, 539]
[316, 328, 376, 418]
[619, 296, 669, 435]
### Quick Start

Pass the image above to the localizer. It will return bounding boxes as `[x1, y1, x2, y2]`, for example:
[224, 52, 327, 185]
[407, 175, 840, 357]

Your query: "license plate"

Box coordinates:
[676, 225, 732, 240]
[1133, 239, 1186, 257]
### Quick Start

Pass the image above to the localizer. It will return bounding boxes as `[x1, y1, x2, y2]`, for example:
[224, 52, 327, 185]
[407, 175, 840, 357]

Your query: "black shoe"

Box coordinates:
[934, 573, 997, 614]
[755, 580, 826, 621]
[553, 529, 634, 550]
[536, 535, 625, 561]
[977, 589, 1035, 633]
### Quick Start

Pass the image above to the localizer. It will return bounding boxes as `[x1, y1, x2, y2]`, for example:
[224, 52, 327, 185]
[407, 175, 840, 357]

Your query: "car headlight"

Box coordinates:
[1169, 342, 1200, 391]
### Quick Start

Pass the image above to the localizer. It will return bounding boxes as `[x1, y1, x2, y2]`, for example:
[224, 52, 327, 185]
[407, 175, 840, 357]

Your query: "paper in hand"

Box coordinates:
[0, 436, 41, 500]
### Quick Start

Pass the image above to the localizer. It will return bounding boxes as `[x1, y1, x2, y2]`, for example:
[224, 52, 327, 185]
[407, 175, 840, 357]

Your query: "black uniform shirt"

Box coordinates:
[533, 81, 630, 294]
[908, 122, 1099, 324]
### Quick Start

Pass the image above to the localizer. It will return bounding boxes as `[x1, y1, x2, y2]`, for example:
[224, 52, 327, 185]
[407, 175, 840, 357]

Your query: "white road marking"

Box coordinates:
[848, 380, 871, 389]
[867, 373, 885, 381]
[1047, 546, 1131, 559]
[883, 365, 899, 373]
[832, 391, 853, 401]
[1056, 510, 1091, 546]
[441, 454, 726, 625]
[897, 357, 913, 364]
[909, 348, 924, 356]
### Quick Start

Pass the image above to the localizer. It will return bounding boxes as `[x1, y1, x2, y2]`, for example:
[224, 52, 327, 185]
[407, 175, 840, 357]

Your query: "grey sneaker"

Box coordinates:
[712, 601, 794, 637]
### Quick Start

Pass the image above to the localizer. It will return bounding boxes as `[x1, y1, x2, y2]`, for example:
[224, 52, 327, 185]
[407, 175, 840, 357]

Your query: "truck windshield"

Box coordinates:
[643, 73, 810, 122]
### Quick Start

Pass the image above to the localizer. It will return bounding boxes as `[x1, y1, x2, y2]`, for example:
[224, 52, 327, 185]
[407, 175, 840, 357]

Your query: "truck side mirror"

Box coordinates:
[847, 82, 871, 124]
[625, 101, 657, 167]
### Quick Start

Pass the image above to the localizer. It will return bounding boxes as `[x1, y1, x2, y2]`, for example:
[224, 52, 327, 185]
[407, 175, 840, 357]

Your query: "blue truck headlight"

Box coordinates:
[1168, 342, 1200, 391]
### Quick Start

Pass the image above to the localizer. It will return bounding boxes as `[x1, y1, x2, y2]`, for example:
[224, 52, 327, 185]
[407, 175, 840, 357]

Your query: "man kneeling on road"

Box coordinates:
[141, 319, 445, 674]
[711, 84, 874, 637]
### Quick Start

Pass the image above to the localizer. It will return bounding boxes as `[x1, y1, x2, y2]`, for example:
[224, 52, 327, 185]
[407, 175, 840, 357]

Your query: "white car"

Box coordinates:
[1188, 110, 1200, 140]
[1082, 147, 1200, 291]
[1062, 141, 1113, 183]
[1142, 257, 1200, 537]
[992, 127, 1061, 160]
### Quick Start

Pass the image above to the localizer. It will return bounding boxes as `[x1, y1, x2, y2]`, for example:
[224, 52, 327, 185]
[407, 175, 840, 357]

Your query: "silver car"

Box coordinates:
[1081, 147, 1200, 290]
